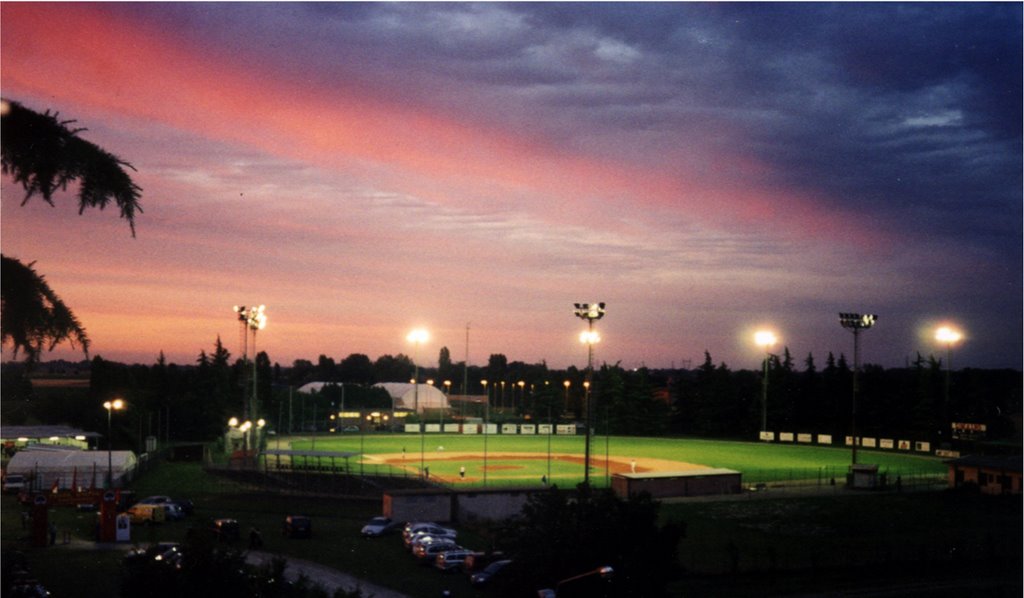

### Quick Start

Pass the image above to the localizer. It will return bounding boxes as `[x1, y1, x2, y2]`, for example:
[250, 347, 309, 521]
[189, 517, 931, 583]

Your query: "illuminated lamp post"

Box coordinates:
[838, 312, 877, 465]
[563, 380, 571, 414]
[754, 330, 778, 436]
[935, 325, 963, 429]
[481, 379, 489, 486]
[574, 302, 605, 486]
[443, 380, 451, 429]
[233, 305, 267, 426]
[407, 328, 429, 475]
[517, 380, 525, 413]
[103, 399, 125, 488]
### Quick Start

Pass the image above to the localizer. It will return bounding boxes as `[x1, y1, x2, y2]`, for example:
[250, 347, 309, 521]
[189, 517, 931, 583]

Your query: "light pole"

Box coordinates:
[481, 379, 489, 486]
[839, 312, 877, 466]
[407, 328, 428, 475]
[935, 325, 963, 431]
[575, 301, 605, 486]
[443, 380, 451, 429]
[754, 330, 778, 436]
[104, 399, 124, 488]
[563, 380, 571, 415]
[233, 305, 267, 426]
[517, 380, 525, 414]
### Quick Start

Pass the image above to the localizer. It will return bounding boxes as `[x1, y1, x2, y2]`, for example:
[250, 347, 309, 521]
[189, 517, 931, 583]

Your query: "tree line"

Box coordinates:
[1, 339, 1019, 452]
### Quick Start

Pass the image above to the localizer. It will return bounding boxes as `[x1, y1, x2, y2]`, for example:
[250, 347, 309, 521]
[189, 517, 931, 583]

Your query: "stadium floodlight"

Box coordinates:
[935, 325, 964, 420]
[754, 330, 778, 435]
[573, 302, 606, 486]
[838, 312, 877, 465]
[233, 305, 267, 439]
[407, 328, 429, 474]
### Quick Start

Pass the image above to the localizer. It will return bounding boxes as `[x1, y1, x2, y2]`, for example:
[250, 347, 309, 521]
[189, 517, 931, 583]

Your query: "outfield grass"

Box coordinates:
[283, 433, 946, 487]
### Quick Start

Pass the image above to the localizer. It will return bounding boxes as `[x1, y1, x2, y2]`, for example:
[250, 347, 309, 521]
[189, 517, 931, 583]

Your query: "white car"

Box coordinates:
[404, 525, 457, 549]
[3, 474, 26, 493]
[360, 516, 399, 537]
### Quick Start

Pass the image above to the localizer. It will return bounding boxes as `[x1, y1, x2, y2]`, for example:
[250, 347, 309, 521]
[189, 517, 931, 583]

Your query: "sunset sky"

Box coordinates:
[2, 2, 1021, 372]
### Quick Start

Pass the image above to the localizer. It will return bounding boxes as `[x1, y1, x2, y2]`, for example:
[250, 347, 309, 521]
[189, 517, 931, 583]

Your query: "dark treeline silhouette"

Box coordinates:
[1, 341, 1019, 452]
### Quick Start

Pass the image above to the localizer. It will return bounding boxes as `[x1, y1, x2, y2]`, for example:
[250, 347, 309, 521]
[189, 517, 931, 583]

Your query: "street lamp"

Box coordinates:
[754, 330, 778, 436]
[563, 380, 571, 414]
[575, 301, 605, 486]
[839, 312, 877, 466]
[407, 328, 429, 475]
[935, 325, 963, 426]
[103, 399, 125, 488]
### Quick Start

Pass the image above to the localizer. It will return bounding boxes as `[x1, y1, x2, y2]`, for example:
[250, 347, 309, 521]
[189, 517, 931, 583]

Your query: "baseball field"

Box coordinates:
[281, 433, 947, 488]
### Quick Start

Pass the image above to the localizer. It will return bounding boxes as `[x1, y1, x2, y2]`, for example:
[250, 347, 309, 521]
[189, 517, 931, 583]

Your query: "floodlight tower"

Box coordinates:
[754, 330, 778, 435]
[574, 302, 605, 486]
[838, 312, 877, 465]
[234, 305, 267, 427]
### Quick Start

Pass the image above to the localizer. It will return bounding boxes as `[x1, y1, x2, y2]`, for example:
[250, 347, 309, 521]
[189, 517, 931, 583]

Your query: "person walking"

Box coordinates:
[459, 466, 466, 480]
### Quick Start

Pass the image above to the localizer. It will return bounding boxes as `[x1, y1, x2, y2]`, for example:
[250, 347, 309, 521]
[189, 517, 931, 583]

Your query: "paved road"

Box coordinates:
[63, 540, 411, 598]
[245, 550, 413, 598]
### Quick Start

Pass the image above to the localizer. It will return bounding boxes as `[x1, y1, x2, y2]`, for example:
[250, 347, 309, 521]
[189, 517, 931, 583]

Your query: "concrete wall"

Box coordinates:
[383, 487, 546, 523]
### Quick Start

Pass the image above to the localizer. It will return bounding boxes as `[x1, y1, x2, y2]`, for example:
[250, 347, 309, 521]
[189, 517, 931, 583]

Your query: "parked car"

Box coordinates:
[3, 474, 27, 494]
[124, 542, 183, 569]
[470, 559, 512, 586]
[413, 541, 461, 564]
[283, 515, 312, 539]
[403, 525, 457, 549]
[126, 503, 166, 524]
[163, 503, 186, 521]
[172, 498, 194, 515]
[137, 495, 173, 505]
[463, 551, 506, 573]
[211, 518, 240, 542]
[402, 521, 437, 538]
[361, 516, 400, 537]
[434, 548, 475, 572]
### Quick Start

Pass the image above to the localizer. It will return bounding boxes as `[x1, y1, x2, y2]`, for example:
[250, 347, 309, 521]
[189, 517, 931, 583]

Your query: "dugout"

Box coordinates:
[611, 468, 742, 499]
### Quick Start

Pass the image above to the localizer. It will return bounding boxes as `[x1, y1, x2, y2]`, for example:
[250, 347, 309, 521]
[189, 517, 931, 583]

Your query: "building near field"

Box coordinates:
[611, 468, 742, 499]
[945, 454, 1022, 495]
[4, 445, 137, 490]
[374, 383, 449, 413]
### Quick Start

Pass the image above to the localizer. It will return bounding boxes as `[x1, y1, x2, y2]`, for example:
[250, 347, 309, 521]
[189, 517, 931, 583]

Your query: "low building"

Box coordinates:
[5, 445, 138, 490]
[946, 454, 1022, 495]
[611, 468, 742, 499]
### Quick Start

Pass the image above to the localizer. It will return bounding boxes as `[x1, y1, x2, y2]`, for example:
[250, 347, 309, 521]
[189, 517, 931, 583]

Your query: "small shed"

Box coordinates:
[946, 454, 1022, 495]
[6, 446, 137, 490]
[849, 463, 879, 489]
[611, 468, 742, 499]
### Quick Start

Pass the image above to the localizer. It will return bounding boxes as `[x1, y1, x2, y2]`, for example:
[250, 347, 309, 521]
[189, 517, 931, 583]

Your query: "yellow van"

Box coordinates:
[127, 503, 166, 524]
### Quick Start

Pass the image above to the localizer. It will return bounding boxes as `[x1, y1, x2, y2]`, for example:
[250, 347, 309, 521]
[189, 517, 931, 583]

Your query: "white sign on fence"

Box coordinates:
[915, 441, 931, 453]
[879, 439, 894, 449]
[425, 423, 441, 433]
[779, 432, 795, 442]
[501, 424, 518, 434]
[405, 424, 420, 433]
[556, 424, 576, 435]
[520, 424, 536, 435]
[444, 423, 460, 433]
[817, 434, 833, 445]
[538, 424, 553, 435]
[759, 431, 775, 441]
[862, 437, 877, 448]
[797, 433, 813, 443]
[898, 439, 912, 450]
[462, 425, 478, 435]
[483, 423, 498, 435]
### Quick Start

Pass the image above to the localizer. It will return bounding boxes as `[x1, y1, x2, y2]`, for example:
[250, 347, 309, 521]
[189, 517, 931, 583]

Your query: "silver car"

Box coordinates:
[434, 548, 475, 572]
